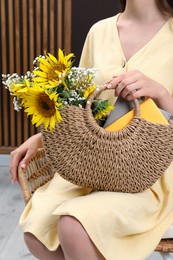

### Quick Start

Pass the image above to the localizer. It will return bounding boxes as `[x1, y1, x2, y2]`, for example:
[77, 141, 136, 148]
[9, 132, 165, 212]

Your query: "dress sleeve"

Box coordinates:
[79, 29, 94, 68]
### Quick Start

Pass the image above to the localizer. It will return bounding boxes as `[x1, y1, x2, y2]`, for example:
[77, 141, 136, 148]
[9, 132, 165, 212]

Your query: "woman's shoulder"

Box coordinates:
[89, 13, 120, 33]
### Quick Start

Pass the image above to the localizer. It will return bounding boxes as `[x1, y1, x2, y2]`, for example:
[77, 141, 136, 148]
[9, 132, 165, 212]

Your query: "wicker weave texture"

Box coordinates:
[41, 102, 173, 193]
[155, 239, 173, 252]
[18, 148, 54, 204]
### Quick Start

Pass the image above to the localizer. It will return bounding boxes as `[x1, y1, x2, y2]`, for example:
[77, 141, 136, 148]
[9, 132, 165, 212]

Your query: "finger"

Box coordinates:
[11, 149, 36, 183]
[107, 77, 122, 89]
[107, 71, 139, 92]
[20, 149, 36, 168]
[10, 163, 17, 183]
[126, 89, 145, 101]
[10, 151, 25, 183]
[116, 74, 139, 97]
[120, 82, 139, 99]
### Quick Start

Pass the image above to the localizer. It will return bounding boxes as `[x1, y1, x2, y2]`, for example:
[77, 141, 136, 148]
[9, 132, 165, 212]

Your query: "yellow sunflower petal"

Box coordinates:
[32, 114, 42, 124]
[32, 77, 48, 82]
[47, 80, 59, 87]
[50, 92, 58, 101]
[65, 53, 75, 61]
[25, 107, 37, 115]
[48, 53, 58, 64]
[44, 118, 50, 130]
[56, 110, 63, 122]
[35, 116, 44, 127]
[38, 57, 51, 68]
[40, 63, 50, 73]
[33, 71, 48, 78]
[24, 79, 31, 87]
[58, 49, 65, 62]
[45, 54, 55, 66]
[17, 87, 30, 93]
[49, 116, 56, 130]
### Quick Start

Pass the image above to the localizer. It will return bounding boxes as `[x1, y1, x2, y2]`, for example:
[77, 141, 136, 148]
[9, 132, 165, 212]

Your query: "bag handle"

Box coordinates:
[85, 83, 141, 118]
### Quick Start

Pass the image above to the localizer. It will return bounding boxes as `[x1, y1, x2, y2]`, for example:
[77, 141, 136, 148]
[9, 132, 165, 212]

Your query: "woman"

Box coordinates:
[10, 0, 173, 259]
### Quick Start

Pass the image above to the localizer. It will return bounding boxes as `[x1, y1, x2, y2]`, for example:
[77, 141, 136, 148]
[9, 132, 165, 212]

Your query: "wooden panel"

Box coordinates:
[8, 0, 16, 147]
[58, 0, 63, 48]
[1, 0, 9, 148]
[42, 0, 48, 51]
[0, 0, 72, 154]
[64, 0, 72, 54]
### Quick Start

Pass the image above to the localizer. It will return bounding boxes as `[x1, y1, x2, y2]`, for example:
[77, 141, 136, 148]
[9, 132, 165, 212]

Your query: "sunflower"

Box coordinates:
[9, 79, 30, 95]
[92, 100, 114, 120]
[94, 105, 114, 120]
[18, 83, 63, 130]
[83, 85, 97, 99]
[32, 49, 75, 88]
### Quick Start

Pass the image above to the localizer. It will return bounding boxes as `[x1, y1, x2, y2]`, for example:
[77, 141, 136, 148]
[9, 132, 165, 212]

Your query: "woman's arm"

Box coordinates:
[10, 133, 43, 183]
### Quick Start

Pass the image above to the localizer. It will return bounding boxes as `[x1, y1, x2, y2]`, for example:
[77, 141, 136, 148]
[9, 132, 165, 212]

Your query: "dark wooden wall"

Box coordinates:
[71, 0, 121, 66]
[0, 0, 72, 153]
[0, 0, 121, 154]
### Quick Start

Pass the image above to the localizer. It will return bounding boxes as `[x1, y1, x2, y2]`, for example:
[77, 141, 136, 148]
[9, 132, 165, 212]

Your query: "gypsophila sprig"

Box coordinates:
[2, 49, 114, 130]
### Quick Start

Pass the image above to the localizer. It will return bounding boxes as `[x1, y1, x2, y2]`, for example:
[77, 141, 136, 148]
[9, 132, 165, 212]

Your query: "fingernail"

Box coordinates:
[21, 163, 26, 169]
[107, 83, 112, 89]
[11, 179, 14, 184]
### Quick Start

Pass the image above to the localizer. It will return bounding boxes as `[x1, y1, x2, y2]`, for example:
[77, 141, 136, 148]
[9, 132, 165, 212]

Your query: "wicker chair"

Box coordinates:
[18, 148, 173, 260]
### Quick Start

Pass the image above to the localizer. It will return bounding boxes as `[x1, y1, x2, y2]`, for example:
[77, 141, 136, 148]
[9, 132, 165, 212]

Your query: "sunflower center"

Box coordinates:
[37, 93, 56, 117]
[48, 64, 66, 80]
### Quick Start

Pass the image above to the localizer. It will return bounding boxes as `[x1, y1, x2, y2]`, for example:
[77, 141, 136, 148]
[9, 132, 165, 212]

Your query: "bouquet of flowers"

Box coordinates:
[2, 49, 114, 131]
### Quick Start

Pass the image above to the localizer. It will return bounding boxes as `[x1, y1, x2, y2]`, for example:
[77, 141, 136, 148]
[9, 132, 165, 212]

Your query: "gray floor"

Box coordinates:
[0, 155, 34, 260]
[0, 155, 171, 260]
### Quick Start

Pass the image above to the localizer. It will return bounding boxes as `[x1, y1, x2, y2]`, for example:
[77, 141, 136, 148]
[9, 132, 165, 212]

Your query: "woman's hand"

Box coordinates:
[107, 70, 166, 102]
[10, 133, 43, 183]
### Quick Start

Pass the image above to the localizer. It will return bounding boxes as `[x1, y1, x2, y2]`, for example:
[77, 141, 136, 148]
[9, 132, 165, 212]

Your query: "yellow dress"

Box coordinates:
[19, 14, 173, 260]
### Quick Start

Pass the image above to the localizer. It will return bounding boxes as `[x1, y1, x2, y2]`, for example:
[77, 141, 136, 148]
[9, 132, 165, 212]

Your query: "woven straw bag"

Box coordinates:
[41, 84, 173, 193]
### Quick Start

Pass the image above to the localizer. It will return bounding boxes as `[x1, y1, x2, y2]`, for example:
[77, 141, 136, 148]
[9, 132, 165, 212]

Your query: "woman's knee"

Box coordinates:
[24, 232, 65, 260]
[24, 232, 44, 257]
[58, 216, 88, 248]
[58, 216, 105, 260]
